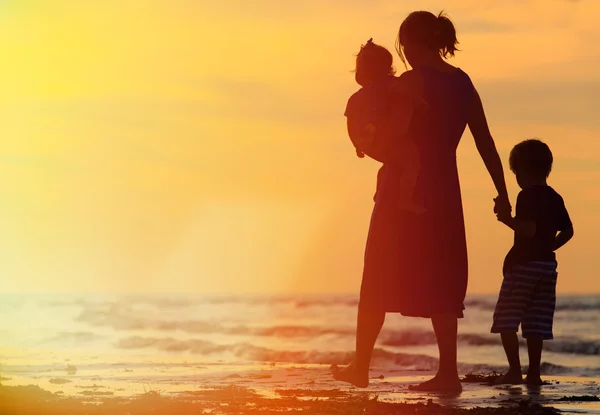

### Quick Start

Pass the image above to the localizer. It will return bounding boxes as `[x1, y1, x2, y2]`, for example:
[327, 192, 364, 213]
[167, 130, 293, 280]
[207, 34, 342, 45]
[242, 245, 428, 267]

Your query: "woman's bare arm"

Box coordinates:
[468, 88, 510, 212]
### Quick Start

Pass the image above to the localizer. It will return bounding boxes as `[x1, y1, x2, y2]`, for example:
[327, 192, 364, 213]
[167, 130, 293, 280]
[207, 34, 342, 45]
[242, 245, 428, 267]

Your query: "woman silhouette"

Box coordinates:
[333, 11, 511, 393]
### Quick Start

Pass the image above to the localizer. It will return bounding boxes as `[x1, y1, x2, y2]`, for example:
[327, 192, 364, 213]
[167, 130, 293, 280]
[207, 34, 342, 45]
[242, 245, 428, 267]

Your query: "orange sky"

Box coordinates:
[0, 0, 598, 294]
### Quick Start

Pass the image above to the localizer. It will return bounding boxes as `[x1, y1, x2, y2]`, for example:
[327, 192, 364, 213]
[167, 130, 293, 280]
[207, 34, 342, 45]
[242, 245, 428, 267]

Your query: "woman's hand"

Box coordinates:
[493, 195, 512, 219]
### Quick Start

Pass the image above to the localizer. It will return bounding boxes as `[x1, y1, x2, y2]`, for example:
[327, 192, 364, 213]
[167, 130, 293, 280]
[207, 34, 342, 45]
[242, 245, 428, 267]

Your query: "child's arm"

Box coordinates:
[554, 227, 574, 251]
[554, 197, 574, 250]
[497, 214, 537, 238]
[497, 190, 536, 237]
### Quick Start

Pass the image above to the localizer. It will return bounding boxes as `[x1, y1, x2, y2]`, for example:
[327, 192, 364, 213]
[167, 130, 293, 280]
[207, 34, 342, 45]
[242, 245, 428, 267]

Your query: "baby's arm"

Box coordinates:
[345, 93, 370, 159]
[346, 116, 373, 158]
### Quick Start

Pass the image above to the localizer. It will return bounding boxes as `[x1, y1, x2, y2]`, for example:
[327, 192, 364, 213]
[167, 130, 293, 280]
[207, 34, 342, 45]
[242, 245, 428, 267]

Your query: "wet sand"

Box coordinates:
[1, 365, 599, 414]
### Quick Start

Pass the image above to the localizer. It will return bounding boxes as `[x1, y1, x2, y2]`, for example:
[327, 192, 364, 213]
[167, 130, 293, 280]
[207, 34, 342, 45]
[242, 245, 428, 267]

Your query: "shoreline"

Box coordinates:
[1, 366, 598, 414]
[0, 384, 565, 415]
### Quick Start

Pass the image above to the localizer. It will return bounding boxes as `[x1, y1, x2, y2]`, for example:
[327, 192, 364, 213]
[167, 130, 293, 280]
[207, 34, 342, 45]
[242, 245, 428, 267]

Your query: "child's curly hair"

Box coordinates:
[509, 139, 554, 178]
[355, 38, 395, 85]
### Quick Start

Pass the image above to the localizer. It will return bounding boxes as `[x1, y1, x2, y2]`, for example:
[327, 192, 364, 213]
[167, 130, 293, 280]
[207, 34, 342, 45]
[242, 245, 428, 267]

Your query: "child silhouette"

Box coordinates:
[492, 139, 574, 386]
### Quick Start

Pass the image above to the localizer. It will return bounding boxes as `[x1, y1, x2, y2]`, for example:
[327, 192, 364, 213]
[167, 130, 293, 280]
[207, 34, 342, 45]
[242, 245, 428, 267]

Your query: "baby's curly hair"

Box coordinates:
[355, 38, 395, 86]
[509, 139, 553, 178]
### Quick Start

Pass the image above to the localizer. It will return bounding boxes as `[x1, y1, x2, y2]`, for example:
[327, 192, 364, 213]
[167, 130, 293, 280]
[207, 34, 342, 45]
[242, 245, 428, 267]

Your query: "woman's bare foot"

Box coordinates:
[494, 370, 523, 385]
[409, 374, 462, 394]
[330, 364, 369, 388]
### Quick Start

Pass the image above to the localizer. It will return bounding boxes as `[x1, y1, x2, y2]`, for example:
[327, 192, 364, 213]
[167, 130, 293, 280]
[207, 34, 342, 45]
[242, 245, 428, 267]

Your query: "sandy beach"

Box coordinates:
[2, 364, 599, 414]
[1, 294, 598, 414]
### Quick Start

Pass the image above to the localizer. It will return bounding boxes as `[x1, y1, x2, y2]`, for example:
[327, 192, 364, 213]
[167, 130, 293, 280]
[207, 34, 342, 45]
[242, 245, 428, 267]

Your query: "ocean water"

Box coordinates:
[0, 294, 599, 393]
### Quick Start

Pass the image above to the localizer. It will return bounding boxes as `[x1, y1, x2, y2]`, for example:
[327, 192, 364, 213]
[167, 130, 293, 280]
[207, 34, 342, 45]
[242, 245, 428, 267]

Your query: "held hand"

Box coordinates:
[496, 211, 512, 226]
[493, 195, 512, 217]
[494, 195, 513, 227]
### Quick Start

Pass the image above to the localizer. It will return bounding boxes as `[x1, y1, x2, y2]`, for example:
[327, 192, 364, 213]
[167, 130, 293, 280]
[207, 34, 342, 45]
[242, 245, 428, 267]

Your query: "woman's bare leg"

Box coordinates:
[332, 305, 385, 388]
[410, 313, 462, 393]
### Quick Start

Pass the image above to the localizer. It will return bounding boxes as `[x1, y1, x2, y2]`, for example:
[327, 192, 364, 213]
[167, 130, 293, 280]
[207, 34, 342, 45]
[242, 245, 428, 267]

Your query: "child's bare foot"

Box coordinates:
[397, 200, 427, 215]
[409, 374, 462, 394]
[330, 363, 369, 388]
[494, 370, 523, 385]
[525, 375, 544, 386]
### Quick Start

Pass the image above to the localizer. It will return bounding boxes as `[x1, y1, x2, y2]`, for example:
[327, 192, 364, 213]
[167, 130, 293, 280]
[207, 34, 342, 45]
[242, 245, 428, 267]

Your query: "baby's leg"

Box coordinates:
[394, 140, 426, 214]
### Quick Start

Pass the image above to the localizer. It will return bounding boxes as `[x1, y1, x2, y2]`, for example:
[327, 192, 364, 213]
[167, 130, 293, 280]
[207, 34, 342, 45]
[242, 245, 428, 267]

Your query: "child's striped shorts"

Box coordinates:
[491, 261, 558, 340]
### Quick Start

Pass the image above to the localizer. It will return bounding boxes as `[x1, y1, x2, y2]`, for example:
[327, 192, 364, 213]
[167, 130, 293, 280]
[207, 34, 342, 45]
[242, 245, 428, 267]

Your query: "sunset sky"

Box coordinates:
[0, 0, 598, 295]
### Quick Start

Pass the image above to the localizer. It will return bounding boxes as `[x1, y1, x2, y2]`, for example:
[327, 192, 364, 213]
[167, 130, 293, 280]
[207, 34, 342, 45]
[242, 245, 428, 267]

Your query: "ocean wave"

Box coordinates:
[205, 296, 598, 312]
[539, 362, 600, 377]
[382, 331, 600, 356]
[116, 335, 439, 369]
[380, 331, 499, 348]
[115, 295, 358, 309]
[76, 306, 600, 356]
[77, 308, 222, 332]
[45, 331, 102, 344]
[57, 294, 600, 314]
[456, 335, 600, 357]
[114, 335, 600, 376]
[76, 308, 355, 337]
[544, 338, 600, 356]
[464, 297, 600, 312]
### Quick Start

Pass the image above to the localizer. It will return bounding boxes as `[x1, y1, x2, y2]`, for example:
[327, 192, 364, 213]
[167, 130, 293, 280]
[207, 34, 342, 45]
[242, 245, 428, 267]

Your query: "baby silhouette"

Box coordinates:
[345, 39, 427, 214]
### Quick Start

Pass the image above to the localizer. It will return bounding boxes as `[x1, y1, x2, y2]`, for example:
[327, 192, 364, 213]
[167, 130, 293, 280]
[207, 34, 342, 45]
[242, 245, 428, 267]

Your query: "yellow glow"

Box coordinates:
[0, 1, 598, 294]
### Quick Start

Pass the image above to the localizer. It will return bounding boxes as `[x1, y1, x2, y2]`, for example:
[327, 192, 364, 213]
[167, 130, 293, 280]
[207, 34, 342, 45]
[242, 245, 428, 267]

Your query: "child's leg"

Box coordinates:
[521, 261, 558, 386]
[525, 337, 543, 385]
[496, 332, 523, 384]
[491, 266, 537, 385]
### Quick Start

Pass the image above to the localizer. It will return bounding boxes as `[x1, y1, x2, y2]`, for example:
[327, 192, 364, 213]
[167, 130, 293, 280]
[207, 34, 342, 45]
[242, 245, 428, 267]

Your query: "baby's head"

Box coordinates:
[509, 139, 553, 189]
[355, 39, 395, 87]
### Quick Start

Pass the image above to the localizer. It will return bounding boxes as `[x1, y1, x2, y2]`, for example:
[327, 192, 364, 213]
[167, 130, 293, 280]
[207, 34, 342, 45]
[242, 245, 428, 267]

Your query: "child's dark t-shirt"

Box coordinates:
[503, 185, 572, 272]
